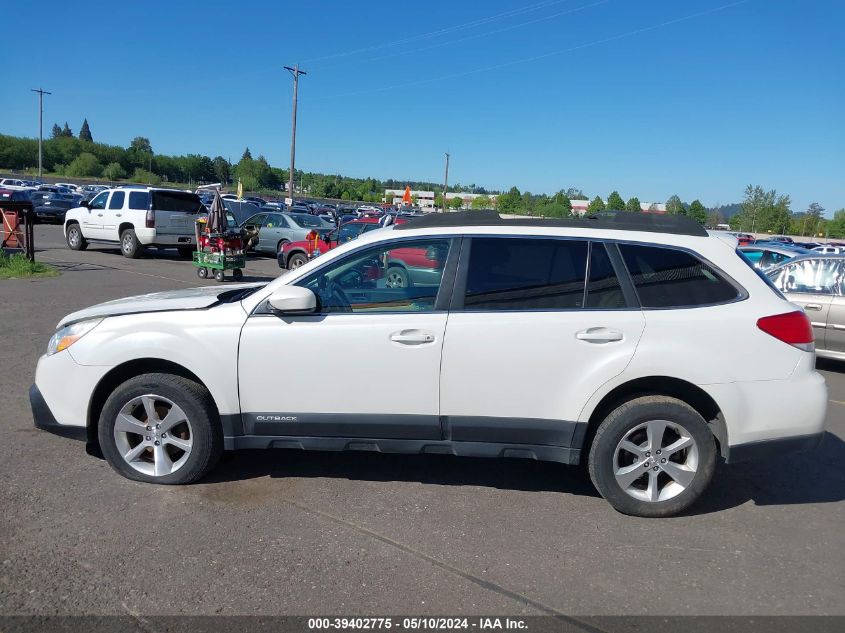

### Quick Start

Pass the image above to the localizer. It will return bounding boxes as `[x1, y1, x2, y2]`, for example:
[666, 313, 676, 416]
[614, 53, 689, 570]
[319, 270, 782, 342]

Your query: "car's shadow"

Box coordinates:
[201, 431, 845, 515]
[817, 357, 845, 373]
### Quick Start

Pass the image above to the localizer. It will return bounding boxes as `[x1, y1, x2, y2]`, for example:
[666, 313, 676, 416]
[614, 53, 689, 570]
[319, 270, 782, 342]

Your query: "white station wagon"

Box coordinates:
[32, 211, 826, 517]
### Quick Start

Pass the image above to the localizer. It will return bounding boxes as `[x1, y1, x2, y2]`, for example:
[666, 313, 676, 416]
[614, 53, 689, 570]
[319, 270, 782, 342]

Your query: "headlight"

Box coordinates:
[47, 319, 102, 356]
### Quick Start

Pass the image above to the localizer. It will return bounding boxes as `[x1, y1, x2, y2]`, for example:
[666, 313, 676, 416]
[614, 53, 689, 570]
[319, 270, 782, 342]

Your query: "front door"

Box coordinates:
[238, 236, 457, 440]
[81, 190, 109, 239]
[439, 237, 645, 449]
[101, 190, 125, 240]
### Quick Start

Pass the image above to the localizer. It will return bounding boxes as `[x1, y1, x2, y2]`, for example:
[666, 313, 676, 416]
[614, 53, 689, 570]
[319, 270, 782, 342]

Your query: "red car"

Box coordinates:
[279, 217, 405, 270]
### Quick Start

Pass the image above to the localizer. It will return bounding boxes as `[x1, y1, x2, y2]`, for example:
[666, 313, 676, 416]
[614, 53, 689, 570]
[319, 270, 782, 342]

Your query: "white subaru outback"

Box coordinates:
[31, 211, 827, 517]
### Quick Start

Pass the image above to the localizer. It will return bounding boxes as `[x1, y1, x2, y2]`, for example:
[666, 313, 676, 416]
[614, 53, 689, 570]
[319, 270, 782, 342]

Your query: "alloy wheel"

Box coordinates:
[113, 394, 193, 477]
[613, 419, 699, 503]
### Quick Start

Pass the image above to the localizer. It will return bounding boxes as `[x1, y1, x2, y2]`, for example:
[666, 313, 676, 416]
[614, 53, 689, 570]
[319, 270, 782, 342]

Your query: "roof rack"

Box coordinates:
[395, 210, 708, 237]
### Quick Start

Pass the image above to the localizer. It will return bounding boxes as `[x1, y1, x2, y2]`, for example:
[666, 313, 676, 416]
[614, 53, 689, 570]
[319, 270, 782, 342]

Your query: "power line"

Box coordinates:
[30, 88, 52, 179]
[301, 0, 572, 65]
[310, 0, 750, 102]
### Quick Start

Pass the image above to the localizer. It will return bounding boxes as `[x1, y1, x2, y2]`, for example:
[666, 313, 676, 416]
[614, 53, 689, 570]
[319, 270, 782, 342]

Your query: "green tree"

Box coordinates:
[62, 122, 73, 137]
[802, 202, 825, 236]
[66, 152, 102, 177]
[471, 195, 492, 209]
[51, 124, 62, 139]
[826, 209, 845, 239]
[625, 197, 641, 212]
[564, 187, 586, 200]
[606, 191, 625, 211]
[731, 185, 792, 233]
[102, 162, 127, 180]
[449, 196, 464, 210]
[496, 186, 522, 213]
[687, 199, 707, 224]
[130, 136, 152, 153]
[586, 196, 606, 214]
[212, 156, 230, 184]
[79, 119, 93, 143]
[241, 147, 252, 161]
[130, 168, 161, 185]
[666, 195, 685, 215]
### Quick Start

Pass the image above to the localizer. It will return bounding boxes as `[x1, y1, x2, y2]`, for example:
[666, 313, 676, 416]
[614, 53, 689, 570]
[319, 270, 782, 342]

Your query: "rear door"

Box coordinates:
[152, 190, 202, 242]
[439, 237, 645, 450]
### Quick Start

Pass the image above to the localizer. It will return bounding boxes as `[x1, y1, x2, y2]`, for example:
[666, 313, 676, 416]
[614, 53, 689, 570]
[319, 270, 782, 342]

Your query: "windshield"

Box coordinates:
[290, 213, 326, 228]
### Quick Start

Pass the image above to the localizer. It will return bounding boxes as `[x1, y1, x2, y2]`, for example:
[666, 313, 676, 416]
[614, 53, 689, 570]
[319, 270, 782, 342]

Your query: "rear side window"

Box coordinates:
[620, 244, 739, 308]
[128, 191, 150, 210]
[464, 238, 588, 310]
[107, 191, 125, 209]
[151, 191, 203, 213]
[586, 243, 625, 308]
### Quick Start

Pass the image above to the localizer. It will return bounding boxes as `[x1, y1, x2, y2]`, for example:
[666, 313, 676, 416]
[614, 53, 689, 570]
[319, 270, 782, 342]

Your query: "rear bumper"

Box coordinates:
[30, 384, 86, 441]
[727, 432, 824, 463]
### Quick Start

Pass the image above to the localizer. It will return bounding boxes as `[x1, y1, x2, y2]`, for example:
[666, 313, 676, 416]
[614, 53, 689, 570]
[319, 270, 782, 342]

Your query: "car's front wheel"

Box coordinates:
[588, 396, 716, 517]
[98, 373, 223, 484]
[288, 252, 308, 269]
[66, 223, 88, 251]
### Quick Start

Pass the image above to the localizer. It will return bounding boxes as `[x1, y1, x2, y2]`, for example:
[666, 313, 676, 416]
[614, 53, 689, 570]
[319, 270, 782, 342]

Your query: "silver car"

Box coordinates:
[767, 254, 845, 360]
[242, 212, 333, 255]
[739, 244, 810, 271]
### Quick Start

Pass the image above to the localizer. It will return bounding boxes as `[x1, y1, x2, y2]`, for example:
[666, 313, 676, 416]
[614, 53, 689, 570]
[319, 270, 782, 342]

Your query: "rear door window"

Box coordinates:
[768, 259, 845, 295]
[620, 244, 740, 308]
[586, 243, 626, 308]
[107, 191, 125, 210]
[463, 237, 588, 310]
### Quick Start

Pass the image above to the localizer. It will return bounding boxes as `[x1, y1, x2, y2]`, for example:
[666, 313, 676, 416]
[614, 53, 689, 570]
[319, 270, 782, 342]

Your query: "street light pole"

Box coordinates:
[441, 152, 450, 213]
[284, 64, 307, 205]
[30, 88, 51, 179]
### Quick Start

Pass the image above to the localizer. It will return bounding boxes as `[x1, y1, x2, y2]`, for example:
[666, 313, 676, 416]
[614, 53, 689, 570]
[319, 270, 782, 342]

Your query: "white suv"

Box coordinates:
[64, 186, 204, 258]
[31, 211, 827, 517]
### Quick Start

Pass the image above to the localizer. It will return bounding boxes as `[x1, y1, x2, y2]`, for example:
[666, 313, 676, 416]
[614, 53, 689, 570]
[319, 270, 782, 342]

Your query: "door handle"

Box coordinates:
[804, 304, 823, 311]
[97, 213, 103, 217]
[576, 327, 624, 343]
[115, 213, 122, 217]
[390, 330, 435, 345]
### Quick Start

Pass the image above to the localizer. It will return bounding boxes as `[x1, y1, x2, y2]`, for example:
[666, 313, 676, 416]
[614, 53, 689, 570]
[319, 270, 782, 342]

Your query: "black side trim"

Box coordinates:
[245, 413, 440, 440]
[30, 384, 87, 441]
[223, 435, 580, 465]
[727, 433, 824, 463]
[433, 237, 462, 312]
[449, 416, 580, 447]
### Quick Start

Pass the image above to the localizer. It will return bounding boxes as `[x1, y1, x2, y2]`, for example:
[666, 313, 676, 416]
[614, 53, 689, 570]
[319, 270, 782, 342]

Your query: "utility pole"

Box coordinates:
[284, 64, 306, 205]
[30, 88, 51, 179]
[441, 152, 450, 213]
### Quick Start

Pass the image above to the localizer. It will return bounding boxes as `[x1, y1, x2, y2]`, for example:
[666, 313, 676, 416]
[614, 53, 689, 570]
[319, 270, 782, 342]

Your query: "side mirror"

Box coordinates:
[267, 285, 317, 315]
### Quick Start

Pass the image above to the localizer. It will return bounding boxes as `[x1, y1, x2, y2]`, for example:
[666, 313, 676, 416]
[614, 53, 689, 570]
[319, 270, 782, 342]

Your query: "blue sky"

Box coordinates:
[3, 0, 843, 212]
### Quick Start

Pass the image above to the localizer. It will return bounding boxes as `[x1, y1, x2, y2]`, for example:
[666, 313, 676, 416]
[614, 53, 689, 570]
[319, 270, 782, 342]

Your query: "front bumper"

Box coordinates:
[30, 384, 86, 441]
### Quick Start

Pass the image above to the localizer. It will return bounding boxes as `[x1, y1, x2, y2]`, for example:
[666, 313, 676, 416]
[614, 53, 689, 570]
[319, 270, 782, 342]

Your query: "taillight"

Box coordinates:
[757, 311, 814, 352]
[145, 208, 155, 228]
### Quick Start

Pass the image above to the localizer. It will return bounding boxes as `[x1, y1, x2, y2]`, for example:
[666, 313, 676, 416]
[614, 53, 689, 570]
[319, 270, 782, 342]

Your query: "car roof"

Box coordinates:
[395, 210, 708, 237]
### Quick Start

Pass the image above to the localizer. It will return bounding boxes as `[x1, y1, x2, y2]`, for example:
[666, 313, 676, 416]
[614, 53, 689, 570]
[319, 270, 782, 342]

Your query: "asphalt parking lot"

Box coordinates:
[1, 224, 844, 618]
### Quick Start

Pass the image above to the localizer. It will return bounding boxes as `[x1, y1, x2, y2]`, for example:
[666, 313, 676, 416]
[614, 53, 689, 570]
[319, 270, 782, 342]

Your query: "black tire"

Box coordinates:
[120, 228, 143, 258]
[214, 269, 225, 282]
[385, 265, 410, 289]
[288, 252, 308, 269]
[232, 268, 243, 281]
[177, 246, 194, 259]
[98, 373, 223, 485]
[197, 267, 208, 279]
[588, 396, 716, 518]
[66, 223, 88, 251]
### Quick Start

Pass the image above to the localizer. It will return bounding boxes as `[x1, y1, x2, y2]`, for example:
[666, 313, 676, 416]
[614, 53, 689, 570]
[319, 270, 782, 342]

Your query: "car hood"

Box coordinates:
[57, 282, 266, 328]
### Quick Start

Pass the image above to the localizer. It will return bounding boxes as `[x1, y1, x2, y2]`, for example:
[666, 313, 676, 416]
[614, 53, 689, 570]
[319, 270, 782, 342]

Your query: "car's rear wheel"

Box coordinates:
[66, 223, 88, 251]
[120, 229, 143, 258]
[288, 252, 308, 269]
[98, 373, 222, 484]
[588, 396, 716, 517]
